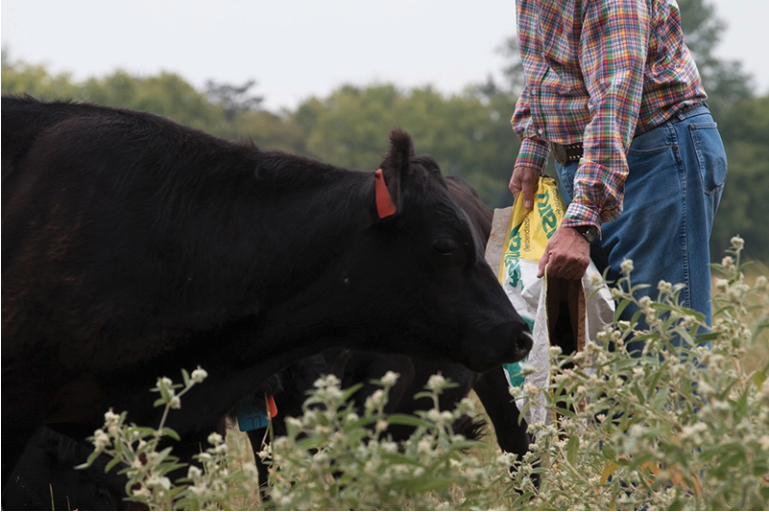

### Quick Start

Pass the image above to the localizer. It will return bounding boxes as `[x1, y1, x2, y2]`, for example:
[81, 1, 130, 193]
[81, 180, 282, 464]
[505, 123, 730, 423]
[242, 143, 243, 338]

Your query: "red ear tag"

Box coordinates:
[266, 395, 278, 419]
[375, 168, 397, 218]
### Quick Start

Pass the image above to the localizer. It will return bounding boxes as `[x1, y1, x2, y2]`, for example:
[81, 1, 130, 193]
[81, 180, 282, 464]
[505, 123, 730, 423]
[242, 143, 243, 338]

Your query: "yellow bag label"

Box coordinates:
[498, 177, 565, 283]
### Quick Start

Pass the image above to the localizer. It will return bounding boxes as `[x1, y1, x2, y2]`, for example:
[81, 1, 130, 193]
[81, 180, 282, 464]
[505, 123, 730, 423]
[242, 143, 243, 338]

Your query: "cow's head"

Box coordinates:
[338, 129, 532, 373]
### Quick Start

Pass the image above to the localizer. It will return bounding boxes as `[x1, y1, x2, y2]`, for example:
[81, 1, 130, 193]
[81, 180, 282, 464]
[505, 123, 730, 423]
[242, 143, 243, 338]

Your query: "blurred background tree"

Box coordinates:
[2, 0, 766, 262]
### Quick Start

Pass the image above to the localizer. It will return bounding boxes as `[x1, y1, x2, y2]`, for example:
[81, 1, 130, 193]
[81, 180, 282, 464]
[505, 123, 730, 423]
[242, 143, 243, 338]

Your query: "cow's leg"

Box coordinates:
[473, 368, 539, 487]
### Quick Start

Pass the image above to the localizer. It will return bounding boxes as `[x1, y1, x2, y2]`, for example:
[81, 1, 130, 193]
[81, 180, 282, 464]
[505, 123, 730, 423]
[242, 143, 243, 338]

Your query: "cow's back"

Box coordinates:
[3, 96, 126, 181]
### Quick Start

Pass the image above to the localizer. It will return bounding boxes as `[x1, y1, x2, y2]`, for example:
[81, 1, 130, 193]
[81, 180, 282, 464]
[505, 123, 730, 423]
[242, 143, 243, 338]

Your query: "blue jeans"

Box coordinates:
[555, 105, 727, 349]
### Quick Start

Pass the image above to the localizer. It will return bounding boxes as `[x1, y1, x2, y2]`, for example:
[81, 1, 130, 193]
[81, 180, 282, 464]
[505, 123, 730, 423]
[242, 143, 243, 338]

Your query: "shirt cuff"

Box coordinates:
[515, 137, 549, 172]
[561, 203, 602, 229]
[561, 159, 626, 228]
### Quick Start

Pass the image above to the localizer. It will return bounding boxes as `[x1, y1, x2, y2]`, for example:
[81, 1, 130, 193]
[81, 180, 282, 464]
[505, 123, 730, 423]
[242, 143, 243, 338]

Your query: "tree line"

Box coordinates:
[2, 0, 766, 262]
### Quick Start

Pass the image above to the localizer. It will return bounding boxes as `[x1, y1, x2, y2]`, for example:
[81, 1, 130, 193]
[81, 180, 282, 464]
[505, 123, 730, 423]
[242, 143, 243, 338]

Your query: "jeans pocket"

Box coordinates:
[688, 122, 727, 196]
[628, 123, 672, 154]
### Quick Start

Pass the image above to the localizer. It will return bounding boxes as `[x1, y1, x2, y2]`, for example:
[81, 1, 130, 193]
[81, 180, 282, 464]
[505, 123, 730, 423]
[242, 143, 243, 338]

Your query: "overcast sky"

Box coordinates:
[2, 0, 767, 112]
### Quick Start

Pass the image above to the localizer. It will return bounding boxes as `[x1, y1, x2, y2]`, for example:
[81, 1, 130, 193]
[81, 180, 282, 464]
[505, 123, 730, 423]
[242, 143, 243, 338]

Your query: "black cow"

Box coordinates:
[1, 96, 531, 496]
[246, 177, 532, 490]
[317, 177, 531, 459]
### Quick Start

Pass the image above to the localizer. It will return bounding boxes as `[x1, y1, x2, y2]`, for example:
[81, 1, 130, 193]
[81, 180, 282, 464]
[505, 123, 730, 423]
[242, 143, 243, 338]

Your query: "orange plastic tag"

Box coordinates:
[375, 169, 397, 218]
[266, 395, 278, 418]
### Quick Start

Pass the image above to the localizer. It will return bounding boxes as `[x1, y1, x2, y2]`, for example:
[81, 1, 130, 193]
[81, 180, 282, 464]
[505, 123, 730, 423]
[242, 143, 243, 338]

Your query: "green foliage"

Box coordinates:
[678, 0, 755, 115]
[1, 56, 80, 99]
[205, 79, 263, 122]
[291, 84, 520, 205]
[711, 96, 769, 263]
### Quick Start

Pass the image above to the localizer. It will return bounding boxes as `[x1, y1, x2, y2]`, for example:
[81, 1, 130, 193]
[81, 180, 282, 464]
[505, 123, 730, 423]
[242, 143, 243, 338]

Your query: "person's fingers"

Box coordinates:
[509, 166, 540, 204]
[537, 251, 549, 278]
[509, 173, 520, 195]
[522, 175, 536, 209]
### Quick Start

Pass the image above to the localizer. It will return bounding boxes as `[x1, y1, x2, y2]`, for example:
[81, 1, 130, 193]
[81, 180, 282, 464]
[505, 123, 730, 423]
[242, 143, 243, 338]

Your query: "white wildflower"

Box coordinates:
[426, 373, 447, 392]
[312, 451, 329, 465]
[456, 397, 475, 416]
[187, 465, 203, 479]
[104, 409, 120, 426]
[380, 371, 400, 387]
[620, 259, 634, 275]
[132, 487, 151, 498]
[364, 389, 386, 410]
[523, 382, 538, 398]
[382, 441, 398, 453]
[92, 429, 110, 452]
[286, 417, 303, 430]
[715, 278, 729, 293]
[146, 475, 171, 490]
[190, 366, 208, 384]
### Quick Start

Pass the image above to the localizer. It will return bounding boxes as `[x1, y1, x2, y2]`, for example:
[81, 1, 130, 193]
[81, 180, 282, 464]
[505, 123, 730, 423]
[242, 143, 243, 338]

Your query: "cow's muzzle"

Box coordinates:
[464, 320, 533, 373]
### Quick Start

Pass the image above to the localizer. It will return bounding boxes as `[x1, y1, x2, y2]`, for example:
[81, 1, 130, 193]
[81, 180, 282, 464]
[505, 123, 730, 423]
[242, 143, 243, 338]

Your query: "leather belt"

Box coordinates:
[550, 141, 583, 166]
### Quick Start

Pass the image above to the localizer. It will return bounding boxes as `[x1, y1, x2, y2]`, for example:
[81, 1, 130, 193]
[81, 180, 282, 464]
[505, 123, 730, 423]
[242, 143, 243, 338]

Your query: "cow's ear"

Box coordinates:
[377, 128, 415, 215]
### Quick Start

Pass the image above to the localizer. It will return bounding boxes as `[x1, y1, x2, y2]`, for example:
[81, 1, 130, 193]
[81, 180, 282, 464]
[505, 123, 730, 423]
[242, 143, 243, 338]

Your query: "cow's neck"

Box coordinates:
[165, 155, 377, 340]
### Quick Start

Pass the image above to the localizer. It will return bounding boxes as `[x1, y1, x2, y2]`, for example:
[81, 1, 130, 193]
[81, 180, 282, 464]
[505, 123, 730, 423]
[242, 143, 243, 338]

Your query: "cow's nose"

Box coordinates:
[514, 329, 534, 362]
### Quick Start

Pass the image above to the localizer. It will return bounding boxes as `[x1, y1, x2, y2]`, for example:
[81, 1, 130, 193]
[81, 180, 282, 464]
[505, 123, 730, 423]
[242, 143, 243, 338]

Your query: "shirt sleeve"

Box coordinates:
[512, 85, 550, 173]
[511, 0, 550, 175]
[564, 0, 650, 229]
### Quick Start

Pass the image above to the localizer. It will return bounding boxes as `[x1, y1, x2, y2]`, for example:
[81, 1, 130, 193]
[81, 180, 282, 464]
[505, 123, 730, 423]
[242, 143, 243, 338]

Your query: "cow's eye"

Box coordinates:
[432, 238, 456, 255]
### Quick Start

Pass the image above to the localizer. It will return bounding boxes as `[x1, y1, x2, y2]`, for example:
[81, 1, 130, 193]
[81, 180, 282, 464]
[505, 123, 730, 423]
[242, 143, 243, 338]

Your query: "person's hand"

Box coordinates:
[537, 226, 590, 280]
[509, 165, 541, 209]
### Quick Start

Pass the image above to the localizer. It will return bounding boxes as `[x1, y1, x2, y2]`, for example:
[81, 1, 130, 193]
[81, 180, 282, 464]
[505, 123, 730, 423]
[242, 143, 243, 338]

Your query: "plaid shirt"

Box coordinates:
[512, 0, 707, 229]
